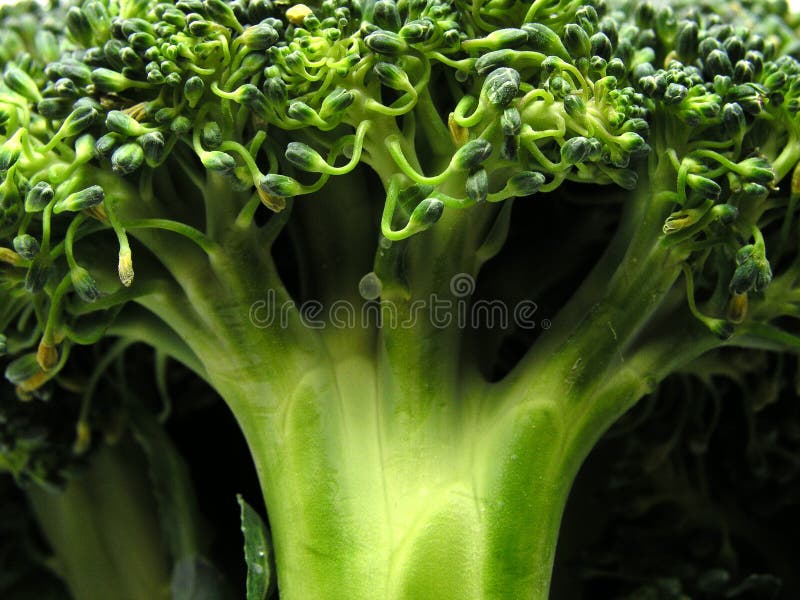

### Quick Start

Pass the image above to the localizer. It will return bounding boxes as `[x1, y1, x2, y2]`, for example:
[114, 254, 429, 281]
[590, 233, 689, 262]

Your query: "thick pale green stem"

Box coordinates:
[203, 344, 647, 600]
[27, 441, 171, 600]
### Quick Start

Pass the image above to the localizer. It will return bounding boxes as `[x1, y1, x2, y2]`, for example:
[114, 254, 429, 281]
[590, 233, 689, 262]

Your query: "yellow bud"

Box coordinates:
[16, 386, 34, 402]
[118, 247, 134, 287]
[257, 186, 286, 212]
[727, 292, 748, 324]
[123, 102, 148, 121]
[286, 4, 313, 24]
[18, 370, 49, 393]
[0, 247, 23, 266]
[74, 420, 91, 455]
[86, 204, 108, 222]
[37, 341, 59, 371]
[448, 113, 469, 147]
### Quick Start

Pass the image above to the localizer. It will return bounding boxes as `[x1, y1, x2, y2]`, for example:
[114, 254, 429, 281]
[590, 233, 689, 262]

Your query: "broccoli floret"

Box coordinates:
[1, 0, 800, 597]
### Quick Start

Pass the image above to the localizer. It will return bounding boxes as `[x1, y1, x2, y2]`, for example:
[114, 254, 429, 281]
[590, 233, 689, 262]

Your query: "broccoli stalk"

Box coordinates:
[3, 0, 800, 597]
[27, 440, 173, 600]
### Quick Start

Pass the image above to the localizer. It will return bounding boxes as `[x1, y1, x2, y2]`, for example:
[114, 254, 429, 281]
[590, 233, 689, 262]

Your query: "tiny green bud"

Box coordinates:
[737, 157, 774, 185]
[138, 131, 165, 166]
[205, 0, 243, 30]
[129, 31, 156, 52]
[94, 132, 123, 159]
[463, 28, 529, 51]
[705, 49, 733, 77]
[711, 203, 738, 225]
[0, 145, 20, 171]
[5, 353, 42, 386]
[662, 205, 709, 234]
[91, 67, 142, 92]
[3, 66, 42, 103]
[171, 116, 192, 135]
[676, 21, 698, 60]
[373, 0, 401, 31]
[507, 171, 546, 196]
[287, 102, 320, 124]
[67, 6, 93, 46]
[563, 24, 591, 58]
[729, 243, 772, 294]
[481, 67, 521, 108]
[561, 136, 593, 164]
[201, 151, 236, 173]
[764, 70, 786, 90]
[398, 183, 435, 215]
[13, 234, 40, 260]
[202, 122, 223, 149]
[0, 334, 6, 356]
[563, 94, 586, 119]
[501, 107, 522, 136]
[319, 87, 355, 119]
[236, 53, 268, 79]
[450, 139, 493, 171]
[25, 257, 51, 294]
[35, 30, 60, 63]
[734, 59, 754, 83]
[60, 60, 93, 85]
[25, 182, 54, 212]
[184, 76, 205, 108]
[54, 77, 80, 97]
[106, 110, 150, 136]
[239, 23, 279, 49]
[548, 75, 571, 98]
[74, 134, 96, 161]
[59, 106, 98, 138]
[111, 143, 145, 175]
[664, 83, 688, 104]
[686, 174, 721, 199]
[258, 173, 302, 197]
[237, 84, 269, 116]
[590, 32, 612, 60]
[374, 62, 412, 92]
[264, 77, 288, 105]
[37, 97, 73, 119]
[71, 266, 101, 302]
[286, 142, 328, 173]
[83, 0, 111, 39]
[399, 19, 435, 43]
[739, 182, 769, 202]
[501, 136, 519, 161]
[606, 58, 626, 79]
[364, 31, 408, 55]
[407, 198, 444, 234]
[722, 102, 745, 136]
[521, 23, 570, 60]
[54, 185, 105, 214]
[466, 168, 488, 203]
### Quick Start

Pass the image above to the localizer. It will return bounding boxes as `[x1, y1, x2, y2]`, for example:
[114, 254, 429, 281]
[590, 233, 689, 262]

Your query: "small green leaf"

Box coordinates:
[237, 494, 273, 600]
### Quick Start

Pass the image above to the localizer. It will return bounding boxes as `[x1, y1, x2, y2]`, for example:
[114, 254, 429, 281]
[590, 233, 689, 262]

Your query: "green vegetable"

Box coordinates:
[2, 0, 800, 598]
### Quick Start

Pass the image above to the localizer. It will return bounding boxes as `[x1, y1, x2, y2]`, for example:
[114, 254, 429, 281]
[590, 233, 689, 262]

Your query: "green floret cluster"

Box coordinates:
[1, 0, 800, 597]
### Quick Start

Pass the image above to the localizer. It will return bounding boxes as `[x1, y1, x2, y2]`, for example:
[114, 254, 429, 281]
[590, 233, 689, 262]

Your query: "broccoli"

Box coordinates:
[1, 0, 800, 597]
